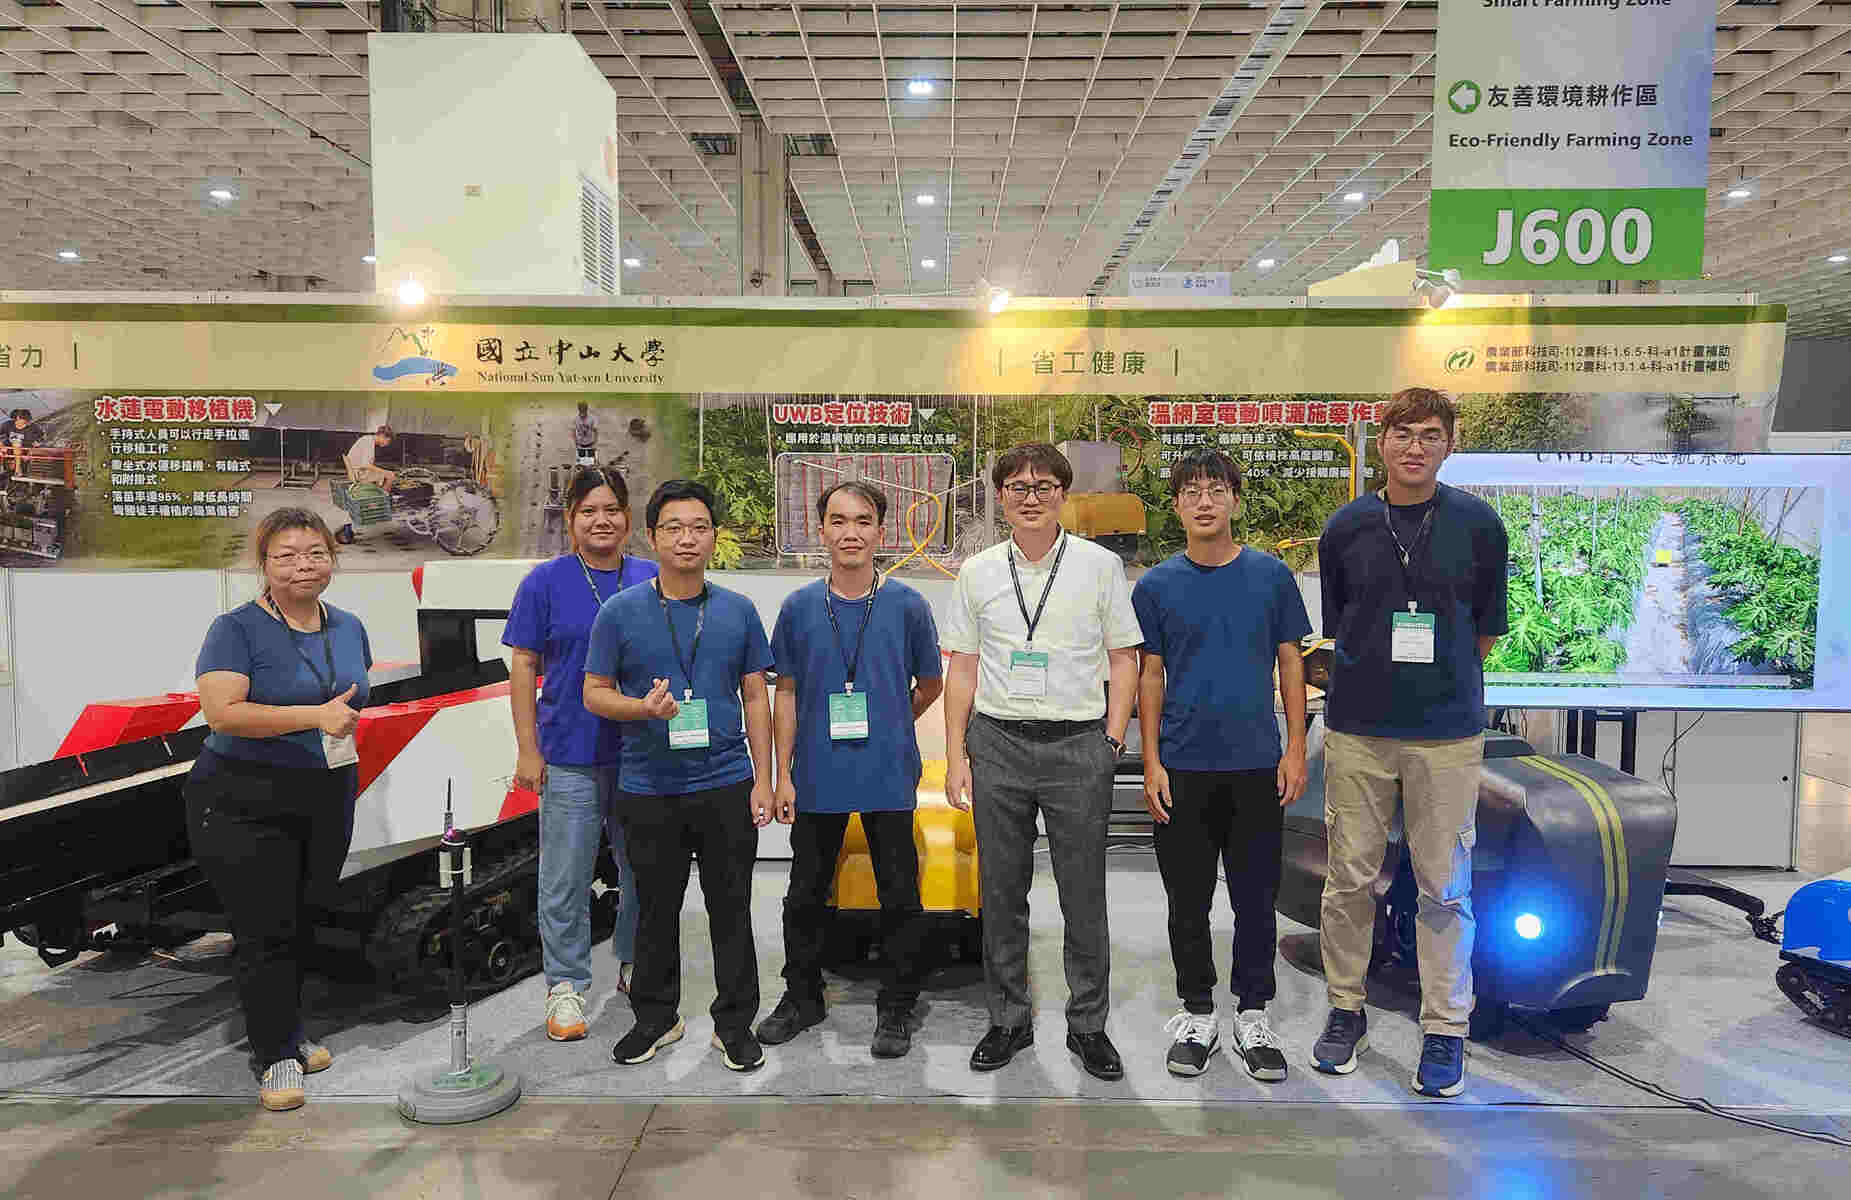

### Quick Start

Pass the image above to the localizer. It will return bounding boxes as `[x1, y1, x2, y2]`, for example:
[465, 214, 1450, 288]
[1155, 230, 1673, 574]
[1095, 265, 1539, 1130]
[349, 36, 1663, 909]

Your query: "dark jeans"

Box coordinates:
[183, 750, 357, 1074]
[619, 780, 760, 1035]
[964, 714, 1116, 1034]
[781, 809, 928, 1013]
[1152, 767, 1283, 1014]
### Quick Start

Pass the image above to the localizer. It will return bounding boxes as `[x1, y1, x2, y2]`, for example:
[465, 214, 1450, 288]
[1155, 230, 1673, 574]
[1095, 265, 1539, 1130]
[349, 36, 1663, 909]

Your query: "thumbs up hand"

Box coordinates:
[319, 684, 360, 738]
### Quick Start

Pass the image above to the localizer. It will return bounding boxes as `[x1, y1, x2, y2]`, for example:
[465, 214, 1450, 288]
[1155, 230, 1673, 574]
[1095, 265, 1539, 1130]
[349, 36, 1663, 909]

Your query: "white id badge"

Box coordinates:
[321, 732, 359, 768]
[1007, 650, 1050, 698]
[1391, 611, 1437, 664]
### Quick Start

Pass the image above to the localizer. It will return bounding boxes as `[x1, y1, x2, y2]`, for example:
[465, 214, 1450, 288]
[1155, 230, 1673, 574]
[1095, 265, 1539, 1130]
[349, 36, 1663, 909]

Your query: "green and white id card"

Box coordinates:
[828, 690, 870, 741]
[1391, 611, 1436, 664]
[667, 698, 711, 750]
[1007, 650, 1050, 698]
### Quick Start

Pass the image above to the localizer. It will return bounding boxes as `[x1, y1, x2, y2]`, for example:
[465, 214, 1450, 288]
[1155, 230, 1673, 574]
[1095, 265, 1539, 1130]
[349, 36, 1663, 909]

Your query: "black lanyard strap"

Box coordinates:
[577, 553, 624, 605]
[654, 579, 708, 698]
[1379, 489, 1436, 612]
[823, 578, 878, 690]
[264, 596, 339, 701]
[1006, 531, 1069, 645]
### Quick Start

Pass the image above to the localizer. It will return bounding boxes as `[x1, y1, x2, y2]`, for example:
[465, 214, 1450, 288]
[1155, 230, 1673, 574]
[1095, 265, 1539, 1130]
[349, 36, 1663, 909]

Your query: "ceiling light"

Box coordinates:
[362, 254, 377, 264]
[623, 257, 642, 268]
[1726, 188, 1751, 200]
[56, 249, 79, 261]
[915, 193, 937, 206]
[987, 286, 1011, 314]
[921, 258, 938, 269]
[1343, 191, 1365, 203]
[907, 80, 934, 96]
[396, 279, 426, 306]
[1257, 257, 1277, 271]
[1830, 254, 1850, 264]
[208, 187, 236, 202]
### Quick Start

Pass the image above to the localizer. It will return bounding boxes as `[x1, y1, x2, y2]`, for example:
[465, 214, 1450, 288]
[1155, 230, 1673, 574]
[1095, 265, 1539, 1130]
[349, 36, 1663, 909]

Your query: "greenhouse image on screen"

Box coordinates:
[1458, 484, 1821, 690]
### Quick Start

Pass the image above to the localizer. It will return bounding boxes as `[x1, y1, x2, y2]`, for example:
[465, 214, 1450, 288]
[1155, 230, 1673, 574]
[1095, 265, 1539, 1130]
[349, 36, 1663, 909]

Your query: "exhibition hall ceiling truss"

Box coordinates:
[2, 1, 1848, 335]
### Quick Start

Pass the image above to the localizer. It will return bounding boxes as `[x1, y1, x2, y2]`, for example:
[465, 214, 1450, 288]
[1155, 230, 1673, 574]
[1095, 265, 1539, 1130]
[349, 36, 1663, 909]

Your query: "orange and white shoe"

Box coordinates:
[546, 981, 589, 1041]
[259, 1059, 305, 1112]
[297, 1039, 333, 1074]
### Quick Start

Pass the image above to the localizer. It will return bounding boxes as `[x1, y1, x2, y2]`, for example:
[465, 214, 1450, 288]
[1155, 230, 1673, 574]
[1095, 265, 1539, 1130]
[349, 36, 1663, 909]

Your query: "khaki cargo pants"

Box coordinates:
[1318, 730, 1482, 1037]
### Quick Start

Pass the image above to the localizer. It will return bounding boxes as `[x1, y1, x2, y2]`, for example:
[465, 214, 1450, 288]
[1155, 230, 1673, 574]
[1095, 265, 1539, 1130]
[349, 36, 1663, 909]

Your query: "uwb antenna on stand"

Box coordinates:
[397, 780, 523, 1124]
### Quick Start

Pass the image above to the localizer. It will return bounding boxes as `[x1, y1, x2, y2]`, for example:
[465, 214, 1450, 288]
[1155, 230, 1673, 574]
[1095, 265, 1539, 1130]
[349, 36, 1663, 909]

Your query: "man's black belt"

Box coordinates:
[977, 714, 1103, 741]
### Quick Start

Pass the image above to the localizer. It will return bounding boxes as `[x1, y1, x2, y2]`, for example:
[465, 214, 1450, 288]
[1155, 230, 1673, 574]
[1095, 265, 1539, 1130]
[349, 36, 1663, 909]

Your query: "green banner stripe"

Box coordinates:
[0, 301, 1787, 328]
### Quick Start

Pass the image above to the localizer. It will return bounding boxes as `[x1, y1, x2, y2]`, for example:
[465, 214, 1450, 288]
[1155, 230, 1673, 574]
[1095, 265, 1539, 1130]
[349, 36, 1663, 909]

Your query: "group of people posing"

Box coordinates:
[183, 386, 1506, 1112]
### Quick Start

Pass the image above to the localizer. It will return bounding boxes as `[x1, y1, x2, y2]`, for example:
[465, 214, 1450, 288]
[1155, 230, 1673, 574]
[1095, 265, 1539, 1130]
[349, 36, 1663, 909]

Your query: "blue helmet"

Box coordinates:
[1782, 878, 1851, 964]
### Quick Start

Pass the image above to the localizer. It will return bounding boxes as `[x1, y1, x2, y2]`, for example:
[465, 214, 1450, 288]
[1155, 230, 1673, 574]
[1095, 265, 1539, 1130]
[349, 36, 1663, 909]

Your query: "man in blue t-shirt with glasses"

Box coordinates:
[1312, 387, 1507, 1099]
[1133, 448, 1311, 1082]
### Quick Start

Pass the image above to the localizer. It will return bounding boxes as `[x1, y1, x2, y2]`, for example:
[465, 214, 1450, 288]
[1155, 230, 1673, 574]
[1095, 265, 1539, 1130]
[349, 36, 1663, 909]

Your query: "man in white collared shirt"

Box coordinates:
[941, 442, 1143, 1081]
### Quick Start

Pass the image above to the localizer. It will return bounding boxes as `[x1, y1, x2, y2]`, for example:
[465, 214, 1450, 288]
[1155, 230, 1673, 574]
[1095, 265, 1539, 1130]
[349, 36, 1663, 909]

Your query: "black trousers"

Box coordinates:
[619, 780, 760, 1035]
[1152, 767, 1283, 1014]
[780, 809, 928, 1012]
[183, 750, 357, 1073]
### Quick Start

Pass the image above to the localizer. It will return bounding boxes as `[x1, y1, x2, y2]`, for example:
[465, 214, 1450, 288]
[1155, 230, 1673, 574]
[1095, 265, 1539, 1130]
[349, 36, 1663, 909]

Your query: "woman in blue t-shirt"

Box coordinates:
[504, 467, 658, 1043]
[185, 508, 373, 1113]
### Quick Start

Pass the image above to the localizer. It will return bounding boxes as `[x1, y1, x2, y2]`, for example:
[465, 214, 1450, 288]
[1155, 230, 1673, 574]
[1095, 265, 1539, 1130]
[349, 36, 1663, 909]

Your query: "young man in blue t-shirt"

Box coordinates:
[584, 479, 776, 1073]
[1133, 449, 1311, 1081]
[1312, 387, 1508, 1099]
[755, 482, 944, 1059]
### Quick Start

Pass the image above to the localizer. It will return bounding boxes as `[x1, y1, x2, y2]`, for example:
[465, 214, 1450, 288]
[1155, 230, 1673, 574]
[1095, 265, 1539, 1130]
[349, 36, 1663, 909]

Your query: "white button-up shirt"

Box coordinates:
[940, 529, 1143, 721]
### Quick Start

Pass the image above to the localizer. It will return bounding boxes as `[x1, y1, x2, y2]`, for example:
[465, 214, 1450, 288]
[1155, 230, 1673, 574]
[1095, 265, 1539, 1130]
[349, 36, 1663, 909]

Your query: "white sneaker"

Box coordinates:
[545, 980, 589, 1041]
[1163, 1010, 1220, 1076]
[1234, 1008, 1288, 1081]
[617, 962, 634, 993]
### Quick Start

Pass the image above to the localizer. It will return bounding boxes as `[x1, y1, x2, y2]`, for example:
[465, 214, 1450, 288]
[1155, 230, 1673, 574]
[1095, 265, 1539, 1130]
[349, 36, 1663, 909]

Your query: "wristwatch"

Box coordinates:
[1104, 734, 1126, 758]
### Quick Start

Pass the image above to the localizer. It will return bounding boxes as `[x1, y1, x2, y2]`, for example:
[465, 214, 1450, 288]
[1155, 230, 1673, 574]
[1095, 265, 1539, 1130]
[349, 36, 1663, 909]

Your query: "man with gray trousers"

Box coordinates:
[941, 442, 1143, 1080]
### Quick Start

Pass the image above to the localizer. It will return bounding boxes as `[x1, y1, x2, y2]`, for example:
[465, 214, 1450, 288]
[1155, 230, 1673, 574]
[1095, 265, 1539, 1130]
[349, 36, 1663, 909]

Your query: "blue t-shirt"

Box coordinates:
[1318, 484, 1509, 740]
[770, 579, 943, 813]
[196, 600, 374, 769]
[584, 580, 773, 796]
[1132, 548, 1312, 771]
[502, 554, 659, 767]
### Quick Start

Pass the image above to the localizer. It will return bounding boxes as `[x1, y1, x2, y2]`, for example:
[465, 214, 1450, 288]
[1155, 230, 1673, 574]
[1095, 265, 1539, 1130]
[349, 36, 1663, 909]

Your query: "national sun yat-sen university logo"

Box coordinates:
[373, 326, 457, 386]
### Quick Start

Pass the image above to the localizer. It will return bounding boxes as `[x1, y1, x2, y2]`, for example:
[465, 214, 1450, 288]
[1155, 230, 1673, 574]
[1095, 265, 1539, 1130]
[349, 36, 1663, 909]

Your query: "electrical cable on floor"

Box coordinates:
[1508, 1010, 1851, 1150]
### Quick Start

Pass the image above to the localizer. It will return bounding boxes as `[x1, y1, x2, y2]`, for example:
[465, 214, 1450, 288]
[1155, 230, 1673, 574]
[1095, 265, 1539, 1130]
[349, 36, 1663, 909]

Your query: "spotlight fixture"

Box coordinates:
[1343, 191, 1365, 203]
[623, 257, 642, 268]
[397, 279, 427, 306]
[1412, 267, 1464, 308]
[1256, 257, 1277, 271]
[907, 79, 934, 96]
[57, 249, 80, 261]
[920, 258, 938, 269]
[1726, 188, 1751, 200]
[362, 253, 377, 264]
[915, 193, 937, 206]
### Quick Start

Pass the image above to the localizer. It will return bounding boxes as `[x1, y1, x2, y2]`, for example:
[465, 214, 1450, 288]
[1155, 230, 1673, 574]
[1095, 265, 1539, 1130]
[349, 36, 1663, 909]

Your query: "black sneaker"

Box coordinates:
[1233, 1008, 1288, 1082]
[1163, 1011, 1220, 1077]
[1311, 1007, 1368, 1075]
[611, 1017, 685, 1065]
[870, 1007, 913, 1059]
[712, 1027, 765, 1073]
[1412, 1033, 1466, 1097]
[755, 993, 825, 1046]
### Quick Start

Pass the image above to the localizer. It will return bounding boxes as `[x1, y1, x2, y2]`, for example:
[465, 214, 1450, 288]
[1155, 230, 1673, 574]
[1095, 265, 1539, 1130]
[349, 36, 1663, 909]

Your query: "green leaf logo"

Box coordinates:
[1448, 81, 1481, 115]
[1445, 347, 1476, 374]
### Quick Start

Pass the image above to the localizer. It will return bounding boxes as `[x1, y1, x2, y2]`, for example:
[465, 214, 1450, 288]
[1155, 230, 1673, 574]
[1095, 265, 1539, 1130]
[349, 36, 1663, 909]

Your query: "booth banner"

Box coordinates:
[1428, 0, 1715, 280]
[0, 300, 1786, 573]
[0, 301, 1785, 396]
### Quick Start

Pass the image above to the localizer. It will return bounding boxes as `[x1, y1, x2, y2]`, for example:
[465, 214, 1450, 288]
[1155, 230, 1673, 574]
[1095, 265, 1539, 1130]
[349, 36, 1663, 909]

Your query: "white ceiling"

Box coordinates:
[2, 1, 1848, 336]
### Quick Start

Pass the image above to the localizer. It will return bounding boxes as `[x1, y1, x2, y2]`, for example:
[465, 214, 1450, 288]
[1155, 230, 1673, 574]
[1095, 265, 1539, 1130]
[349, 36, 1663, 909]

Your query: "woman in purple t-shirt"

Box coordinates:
[503, 467, 658, 1043]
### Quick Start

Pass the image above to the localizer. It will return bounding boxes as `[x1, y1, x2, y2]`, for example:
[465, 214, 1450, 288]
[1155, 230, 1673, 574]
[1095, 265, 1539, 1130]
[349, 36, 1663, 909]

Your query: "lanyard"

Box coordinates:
[577, 553, 624, 605]
[823, 577, 878, 691]
[1379, 489, 1436, 614]
[654, 579, 708, 700]
[1006, 530, 1068, 645]
[263, 595, 339, 701]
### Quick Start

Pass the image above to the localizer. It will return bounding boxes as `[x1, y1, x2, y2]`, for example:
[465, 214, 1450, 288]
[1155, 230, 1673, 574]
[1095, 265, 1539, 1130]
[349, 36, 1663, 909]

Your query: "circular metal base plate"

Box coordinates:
[397, 1061, 522, 1125]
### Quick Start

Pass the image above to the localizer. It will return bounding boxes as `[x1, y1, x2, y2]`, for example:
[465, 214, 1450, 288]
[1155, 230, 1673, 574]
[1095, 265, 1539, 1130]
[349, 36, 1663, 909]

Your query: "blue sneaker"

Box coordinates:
[1412, 1034, 1466, 1097]
[1311, 1007, 1368, 1074]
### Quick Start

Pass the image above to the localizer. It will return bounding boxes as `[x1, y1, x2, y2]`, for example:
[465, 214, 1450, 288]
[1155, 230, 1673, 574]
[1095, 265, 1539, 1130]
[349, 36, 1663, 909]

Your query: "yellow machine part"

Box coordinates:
[831, 759, 981, 916]
[1059, 492, 1147, 538]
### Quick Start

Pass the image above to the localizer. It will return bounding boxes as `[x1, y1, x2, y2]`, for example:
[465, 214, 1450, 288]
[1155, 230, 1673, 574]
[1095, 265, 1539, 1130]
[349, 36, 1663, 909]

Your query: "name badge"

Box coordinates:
[668, 698, 711, 750]
[321, 732, 359, 768]
[1391, 611, 1437, 664]
[828, 690, 870, 741]
[1007, 650, 1050, 698]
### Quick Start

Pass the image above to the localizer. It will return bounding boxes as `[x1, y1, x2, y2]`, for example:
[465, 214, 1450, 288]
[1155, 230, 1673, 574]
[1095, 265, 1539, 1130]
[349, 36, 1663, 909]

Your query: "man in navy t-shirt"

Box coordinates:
[754, 482, 944, 1059]
[584, 479, 775, 1074]
[1311, 387, 1508, 1099]
[1133, 448, 1311, 1082]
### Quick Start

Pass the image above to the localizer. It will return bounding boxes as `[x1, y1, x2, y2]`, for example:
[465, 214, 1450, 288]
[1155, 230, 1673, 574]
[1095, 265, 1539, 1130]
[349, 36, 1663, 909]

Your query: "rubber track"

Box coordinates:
[363, 847, 540, 985]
